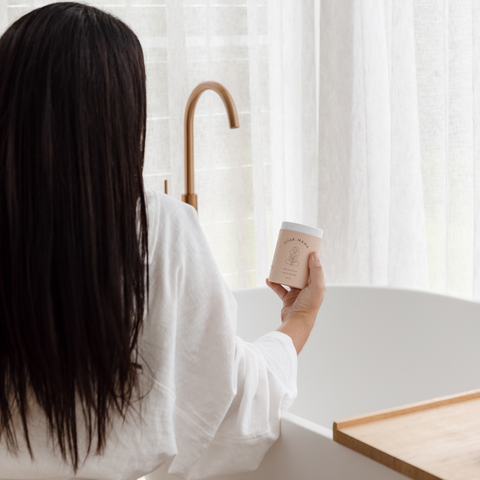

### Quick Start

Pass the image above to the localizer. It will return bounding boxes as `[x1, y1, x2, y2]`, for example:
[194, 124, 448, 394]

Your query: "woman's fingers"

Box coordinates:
[265, 278, 288, 300]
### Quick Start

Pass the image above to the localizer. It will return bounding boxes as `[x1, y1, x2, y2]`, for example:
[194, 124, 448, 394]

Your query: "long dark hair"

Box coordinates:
[0, 3, 148, 471]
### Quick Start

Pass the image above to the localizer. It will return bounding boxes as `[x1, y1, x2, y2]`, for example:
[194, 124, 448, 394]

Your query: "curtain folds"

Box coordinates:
[318, 0, 430, 289]
[318, 0, 480, 299]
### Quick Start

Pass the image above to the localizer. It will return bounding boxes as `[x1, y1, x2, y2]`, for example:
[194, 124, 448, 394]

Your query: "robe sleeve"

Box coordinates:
[146, 193, 297, 480]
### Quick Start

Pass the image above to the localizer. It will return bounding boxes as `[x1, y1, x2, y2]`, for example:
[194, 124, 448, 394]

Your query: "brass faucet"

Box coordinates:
[182, 81, 239, 211]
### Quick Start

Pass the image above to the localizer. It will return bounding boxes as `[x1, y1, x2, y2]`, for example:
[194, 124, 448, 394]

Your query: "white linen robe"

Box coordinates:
[0, 191, 297, 480]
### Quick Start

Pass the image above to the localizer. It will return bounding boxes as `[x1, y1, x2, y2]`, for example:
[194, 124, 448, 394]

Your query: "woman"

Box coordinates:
[0, 3, 325, 480]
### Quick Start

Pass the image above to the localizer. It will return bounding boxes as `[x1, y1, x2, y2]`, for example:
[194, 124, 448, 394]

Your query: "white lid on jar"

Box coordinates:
[281, 221, 323, 238]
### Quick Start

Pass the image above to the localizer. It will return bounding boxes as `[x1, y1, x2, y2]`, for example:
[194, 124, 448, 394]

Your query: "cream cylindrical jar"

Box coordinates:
[268, 222, 323, 289]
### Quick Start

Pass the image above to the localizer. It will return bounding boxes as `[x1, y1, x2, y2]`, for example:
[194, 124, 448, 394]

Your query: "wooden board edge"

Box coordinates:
[334, 388, 480, 430]
[333, 429, 442, 480]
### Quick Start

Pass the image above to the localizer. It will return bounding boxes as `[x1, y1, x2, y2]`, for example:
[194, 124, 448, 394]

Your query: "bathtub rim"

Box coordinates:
[233, 283, 480, 306]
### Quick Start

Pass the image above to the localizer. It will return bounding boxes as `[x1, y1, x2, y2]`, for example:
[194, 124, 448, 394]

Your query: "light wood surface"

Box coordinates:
[333, 389, 480, 480]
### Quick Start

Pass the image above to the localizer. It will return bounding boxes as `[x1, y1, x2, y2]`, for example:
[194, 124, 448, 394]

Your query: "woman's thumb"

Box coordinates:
[309, 251, 324, 291]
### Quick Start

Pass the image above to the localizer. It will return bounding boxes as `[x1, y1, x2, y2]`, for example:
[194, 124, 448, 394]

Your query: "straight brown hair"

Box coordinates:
[0, 3, 148, 471]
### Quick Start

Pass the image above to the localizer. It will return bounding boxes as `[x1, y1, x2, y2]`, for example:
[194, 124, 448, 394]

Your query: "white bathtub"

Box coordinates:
[147, 285, 480, 480]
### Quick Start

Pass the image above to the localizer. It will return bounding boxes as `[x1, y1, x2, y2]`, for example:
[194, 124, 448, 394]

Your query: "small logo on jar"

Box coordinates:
[285, 247, 300, 266]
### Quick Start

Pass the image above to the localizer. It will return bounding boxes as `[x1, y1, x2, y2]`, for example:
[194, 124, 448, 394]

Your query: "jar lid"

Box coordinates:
[281, 221, 323, 238]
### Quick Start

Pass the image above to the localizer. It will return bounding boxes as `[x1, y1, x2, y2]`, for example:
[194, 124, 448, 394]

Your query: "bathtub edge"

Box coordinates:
[281, 411, 333, 439]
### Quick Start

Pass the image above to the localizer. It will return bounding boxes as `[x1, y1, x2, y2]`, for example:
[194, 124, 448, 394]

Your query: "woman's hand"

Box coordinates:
[266, 251, 326, 354]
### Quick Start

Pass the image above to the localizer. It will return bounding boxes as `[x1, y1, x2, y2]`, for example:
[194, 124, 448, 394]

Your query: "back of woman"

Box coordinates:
[0, 2, 150, 476]
[0, 4, 325, 480]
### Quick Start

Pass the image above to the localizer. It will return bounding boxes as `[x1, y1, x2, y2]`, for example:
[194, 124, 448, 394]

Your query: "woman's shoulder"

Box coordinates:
[144, 189, 196, 222]
[144, 189, 198, 230]
[144, 190, 200, 261]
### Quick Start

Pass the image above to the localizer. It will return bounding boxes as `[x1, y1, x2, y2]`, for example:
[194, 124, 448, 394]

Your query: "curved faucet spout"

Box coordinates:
[182, 81, 239, 211]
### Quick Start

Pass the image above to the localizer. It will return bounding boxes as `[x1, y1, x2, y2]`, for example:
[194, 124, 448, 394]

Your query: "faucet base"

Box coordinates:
[182, 193, 198, 212]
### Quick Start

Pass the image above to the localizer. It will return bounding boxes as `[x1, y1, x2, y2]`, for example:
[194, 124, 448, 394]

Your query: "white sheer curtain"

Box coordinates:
[3, 0, 480, 297]
[318, 0, 480, 299]
[318, 0, 429, 290]
[1, 0, 317, 290]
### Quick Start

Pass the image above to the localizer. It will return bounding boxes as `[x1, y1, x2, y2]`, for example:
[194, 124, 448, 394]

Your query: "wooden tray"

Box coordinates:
[333, 389, 480, 480]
